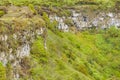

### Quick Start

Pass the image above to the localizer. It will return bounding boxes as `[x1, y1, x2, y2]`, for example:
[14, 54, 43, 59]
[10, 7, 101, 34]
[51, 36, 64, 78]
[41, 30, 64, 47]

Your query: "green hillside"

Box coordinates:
[30, 27, 120, 80]
[0, 0, 120, 80]
[0, 0, 118, 8]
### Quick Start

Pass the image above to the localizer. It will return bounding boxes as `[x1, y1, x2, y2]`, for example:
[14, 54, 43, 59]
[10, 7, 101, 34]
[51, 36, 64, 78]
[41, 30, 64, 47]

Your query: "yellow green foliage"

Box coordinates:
[0, 0, 117, 9]
[31, 37, 48, 63]
[0, 17, 45, 33]
[0, 10, 5, 17]
[28, 4, 37, 14]
[0, 63, 6, 80]
[42, 12, 58, 31]
[31, 28, 120, 80]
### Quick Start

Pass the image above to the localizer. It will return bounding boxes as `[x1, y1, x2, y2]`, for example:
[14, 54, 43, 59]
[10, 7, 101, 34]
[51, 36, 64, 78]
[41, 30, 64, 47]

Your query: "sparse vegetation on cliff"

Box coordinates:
[0, 63, 6, 80]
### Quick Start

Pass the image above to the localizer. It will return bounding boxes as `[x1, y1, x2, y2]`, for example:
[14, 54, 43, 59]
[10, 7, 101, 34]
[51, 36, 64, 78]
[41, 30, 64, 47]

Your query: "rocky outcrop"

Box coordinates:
[49, 15, 69, 32]
[0, 8, 45, 80]
[50, 11, 120, 31]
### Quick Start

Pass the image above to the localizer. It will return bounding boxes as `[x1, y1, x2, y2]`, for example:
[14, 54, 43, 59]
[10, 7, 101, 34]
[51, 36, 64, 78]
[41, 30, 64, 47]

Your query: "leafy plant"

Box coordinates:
[0, 63, 6, 80]
[0, 10, 5, 17]
[31, 37, 48, 63]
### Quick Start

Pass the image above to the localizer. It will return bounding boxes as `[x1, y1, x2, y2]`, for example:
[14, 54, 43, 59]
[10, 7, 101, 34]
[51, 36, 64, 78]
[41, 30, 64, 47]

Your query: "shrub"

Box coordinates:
[31, 37, 48, 63]
[105, 26, 120, 38]
[6, 62, 13, 80]
[42, 12, 50, 27]
[57, 9, 72, 17]
[42, 12, 58, 32]
[64, 19, 74, 27]
[0, 10, 5, 17]
[32, 17, 46, 28]
[28, 4, 37, 15]
[0, 63, 6, 80]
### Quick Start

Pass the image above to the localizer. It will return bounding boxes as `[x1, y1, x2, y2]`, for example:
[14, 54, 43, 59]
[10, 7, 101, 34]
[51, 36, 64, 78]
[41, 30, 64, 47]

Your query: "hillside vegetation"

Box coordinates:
[0, 0, 120, 80]
[0, 0, 118, 9]
[1, 27, 120, 79]
[28, 26, 120, 80]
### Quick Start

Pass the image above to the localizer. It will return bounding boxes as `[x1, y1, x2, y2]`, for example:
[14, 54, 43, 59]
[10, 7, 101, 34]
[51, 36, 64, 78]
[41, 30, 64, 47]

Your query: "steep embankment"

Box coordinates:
[30, 29, 120, 80]
[0, 4, 120, 80]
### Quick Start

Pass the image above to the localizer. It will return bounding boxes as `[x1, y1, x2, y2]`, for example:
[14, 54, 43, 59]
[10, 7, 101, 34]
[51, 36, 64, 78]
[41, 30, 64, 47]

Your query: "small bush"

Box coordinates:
[42, 12, 50, 27]
[64, 19, 74, 27]
[57, 9, 72, 17]
[0, 63, 6, 80]
[31, 37, 48, 63]
[28, 4, 37, 15]
[42, 12, 58, 32]
[105, 26, 120, 38]
[0, 10, 5, 17]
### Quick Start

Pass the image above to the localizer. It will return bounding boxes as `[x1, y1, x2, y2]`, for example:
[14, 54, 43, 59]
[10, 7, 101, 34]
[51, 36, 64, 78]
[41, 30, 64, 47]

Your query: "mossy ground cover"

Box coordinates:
[0, 63, 6, 80]
[0, 0, 118, 10]
[30, 27, 120, 80]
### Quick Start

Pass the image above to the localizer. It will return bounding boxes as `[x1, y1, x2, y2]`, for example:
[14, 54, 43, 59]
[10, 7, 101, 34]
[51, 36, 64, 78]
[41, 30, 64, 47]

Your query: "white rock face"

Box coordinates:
[16, 44, 30, 58]
[107, 13, 114, 18]
[49, 11, 120, 30]
[13, 34, 17, 40]
[0, 52, 8, 66]
[75, 11, 120, 29]
[0, 35, 8, 41]
[72, 11, 79, 17]
[36, 28, 43, 35]
[108, 18, 120, 27]
[0, 26, 45, 79]
[50, 15, 69, 32]
[0, 44, 30, 80]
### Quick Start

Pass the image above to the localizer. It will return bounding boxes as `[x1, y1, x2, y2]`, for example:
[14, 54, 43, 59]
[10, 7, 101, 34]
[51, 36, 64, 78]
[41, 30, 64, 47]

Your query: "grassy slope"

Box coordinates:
[0, 0, 117, 8]
[0, 0, 119, 80]
[0, 16, 120, 80]
[0, 63, 6, 80]
[30, 28, 120, 80]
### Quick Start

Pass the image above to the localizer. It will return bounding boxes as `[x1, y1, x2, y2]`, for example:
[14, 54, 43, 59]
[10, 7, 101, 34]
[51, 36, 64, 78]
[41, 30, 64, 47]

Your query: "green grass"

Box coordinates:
[30, 27, 120, 80]
[0, 0, 117, 9]
[0, 10, 5, 17]
[0, 63, 6, 80]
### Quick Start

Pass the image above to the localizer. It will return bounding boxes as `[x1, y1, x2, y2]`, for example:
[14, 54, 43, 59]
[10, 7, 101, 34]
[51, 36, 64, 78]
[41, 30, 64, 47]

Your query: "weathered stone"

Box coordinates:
[50, 11, 120, 30]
